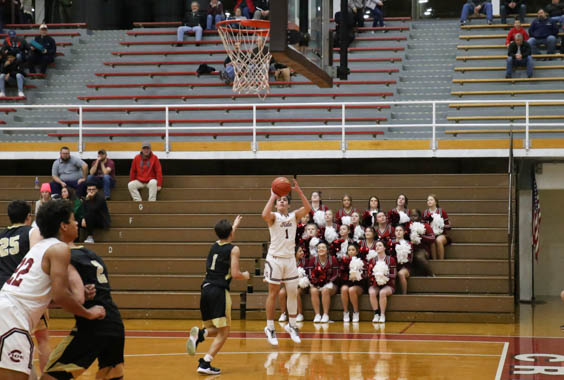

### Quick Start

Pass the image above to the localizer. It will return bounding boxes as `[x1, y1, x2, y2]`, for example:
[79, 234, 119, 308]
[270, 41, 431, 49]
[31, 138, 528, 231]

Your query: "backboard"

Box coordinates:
[270, 0, 335, 88]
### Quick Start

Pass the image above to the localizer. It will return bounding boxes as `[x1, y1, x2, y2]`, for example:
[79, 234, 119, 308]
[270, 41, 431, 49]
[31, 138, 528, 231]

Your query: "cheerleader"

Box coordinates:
[387, 193, 410, 229]
[350, 211, 364, 243]
[321, 209, 339, 243]
[299, 223, 320, 257]
[362, 196, 381, 227]
[389, 225, 413, 295]
[330, 224, 353, 258]
[339, 243, 366, 323]
[295, 214, 310, 245]
[367, 240, 397, 323]
[408, 208, 435, 276]
[335, 194, 358, 225]
[423, 194, 451, 260]
[279, 245, 307, 322]
[307, 241, 340, 323]
[375, 211, 394, 247]
[309, 191, 329, 224]
[359, 226, 378, 260]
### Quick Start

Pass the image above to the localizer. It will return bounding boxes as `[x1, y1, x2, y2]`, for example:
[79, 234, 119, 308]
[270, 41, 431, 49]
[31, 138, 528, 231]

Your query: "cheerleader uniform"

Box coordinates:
[336, 207, 359, 226]
[423, 207, 452, 245]
[361, 209, 380, 228]
[308, 204, 329, 224]
[375, 224, 395, 247]
[367, 255, 397, 294]
[387, 208, 410, 229]
[407, 220, 435, 256]
[320, 223, 339, 243]
[388, 238, 413, 276]
[330, 237, 353, 258]
[306, 255, 340, 289]
[338, 255, 367, 290]
[359, 239, 378, 260]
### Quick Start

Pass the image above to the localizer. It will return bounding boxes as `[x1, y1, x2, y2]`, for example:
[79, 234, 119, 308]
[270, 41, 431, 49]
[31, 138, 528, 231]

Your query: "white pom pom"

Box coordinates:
[353, 225, 364, 242]
[297, 267, 310, 289]
[309, 237, 320, 257]
[341, 216, 352, 226]
[409, 221, 426, 245]
[313, 210, 326, 227]
[366, 249, 377, 261]
[372, 260, 389, 286]
[398, 210, 410, 225]
[395, 240, 411, 265]
[324, 226, 338, 243]
[431, 213, 444, 235]
[338, 240, 349, 259]
[349, 269, 362, 282]
[349, 256, 364, 282]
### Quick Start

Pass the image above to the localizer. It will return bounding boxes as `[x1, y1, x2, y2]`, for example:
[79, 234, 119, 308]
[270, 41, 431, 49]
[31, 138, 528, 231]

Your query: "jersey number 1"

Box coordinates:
[285, 229, 289, 239]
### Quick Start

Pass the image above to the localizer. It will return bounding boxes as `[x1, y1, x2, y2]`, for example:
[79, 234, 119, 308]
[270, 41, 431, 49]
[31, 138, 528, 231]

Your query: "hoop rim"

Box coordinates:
[217, 19, 270, 36]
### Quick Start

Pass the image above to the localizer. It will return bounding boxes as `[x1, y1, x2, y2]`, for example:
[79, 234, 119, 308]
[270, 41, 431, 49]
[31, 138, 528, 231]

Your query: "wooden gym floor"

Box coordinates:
[40, 296, 563, 380]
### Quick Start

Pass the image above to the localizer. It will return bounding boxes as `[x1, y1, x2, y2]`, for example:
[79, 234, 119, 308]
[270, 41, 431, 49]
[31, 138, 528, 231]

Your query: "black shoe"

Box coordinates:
[505, 74, 511, 79]
[176, 43, 183, 47]
[487, 20, 493, 25]
[527, 74, 533, 78]
[187, 327, 205, 355]
[197, 358, 221, 375]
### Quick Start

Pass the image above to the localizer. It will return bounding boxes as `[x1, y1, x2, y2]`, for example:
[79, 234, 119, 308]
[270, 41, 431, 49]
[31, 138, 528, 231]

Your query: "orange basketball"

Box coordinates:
[271, 177, 292, 197]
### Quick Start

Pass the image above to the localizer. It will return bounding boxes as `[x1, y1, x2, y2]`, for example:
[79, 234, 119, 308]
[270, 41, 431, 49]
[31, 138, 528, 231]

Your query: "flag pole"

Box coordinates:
[531, 168, 535, 303]
[507, 124, 514, 296]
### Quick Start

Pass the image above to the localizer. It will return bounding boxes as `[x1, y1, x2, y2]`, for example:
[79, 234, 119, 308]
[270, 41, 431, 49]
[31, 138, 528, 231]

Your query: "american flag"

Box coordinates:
[532, 173, 541, 261]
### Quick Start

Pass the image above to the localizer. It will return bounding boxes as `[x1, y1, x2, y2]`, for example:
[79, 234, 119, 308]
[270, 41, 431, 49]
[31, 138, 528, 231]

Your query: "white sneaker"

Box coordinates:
[296, 313, 304, 322]
[84, 236, 95, 243]
[313, 314, 322, 323]
[0, 92, 5, 97]
[352, 312, 360, 323]
[17, 91, 24, 97]
[379, 314, 386, 323]
[264, 327, 278, 346]
[278, 313, 287, 322]
[321, 314, 330, 323]
[372, 313, 380, 322]
[343, 312, 350, 323]
[284, 323, 301, 344]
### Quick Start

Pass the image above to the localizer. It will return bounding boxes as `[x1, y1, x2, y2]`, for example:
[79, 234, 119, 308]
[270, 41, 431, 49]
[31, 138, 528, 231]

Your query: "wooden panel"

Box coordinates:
[90, 242, 265, 258]
[112, 291, 241, 309]
[109, 274, 257, 292]
[430, 260, 511, 276]
[0, 142, 78, 151]
[51, 308, 241, 320]
[171, 141, 251, 151]
[438, 139, 524, 150]
[447, 243, 509, 259]
[258, 141, 340, 151]
[103, 258, 256, 274]
[348, 139, 431, 150]
[84, 142, 165, 151]
[531, 138, 564, 149]
[408, 277, 510, 293]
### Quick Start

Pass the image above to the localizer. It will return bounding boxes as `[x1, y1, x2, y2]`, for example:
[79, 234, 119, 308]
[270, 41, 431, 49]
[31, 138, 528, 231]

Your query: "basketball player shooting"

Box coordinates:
[262, 178, 311, 346]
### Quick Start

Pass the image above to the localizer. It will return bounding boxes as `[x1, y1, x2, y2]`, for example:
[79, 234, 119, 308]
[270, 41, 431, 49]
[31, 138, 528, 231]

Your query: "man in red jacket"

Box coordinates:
[505, 19, 529, 45]
[127, 142, 163, 202]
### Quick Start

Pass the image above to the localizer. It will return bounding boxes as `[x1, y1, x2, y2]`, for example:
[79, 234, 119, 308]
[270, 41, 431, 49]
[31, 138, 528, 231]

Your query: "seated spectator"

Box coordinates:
[545, 0, 564, 25]
[35, 182, 51, 213]
[81, 182, 111, 243]
[50, 146, 88, 198]
[348, 0, 365, 28]
[500, 0, 526, 25]
[2, 30, 30, 63]
[366, 0, 385, 27]
[253, 0, 269, 20]
[219, 42, 240, 85]
[460, 0, 493, 26]
[28, 24, 56, 74]
[333, 9, 356, 48]
[207, 0, 225, 30]
[87, 149, 116, 200]
[228, 7, 247, 20]
[234, 0, 255, 19]
[528, 9, 559, 55]
[273, 62, 291, 84]
[506, 19, 529, 45]
[60, 186, 84, 226]
[0, 53, 25, 97]
[176, 1, 206, 46]
[128, 142, 163, 202]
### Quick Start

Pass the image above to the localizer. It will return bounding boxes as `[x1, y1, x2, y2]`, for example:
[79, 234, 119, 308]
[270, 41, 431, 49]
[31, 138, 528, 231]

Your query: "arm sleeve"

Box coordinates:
[155, 157, 163, 187]
[52, 159, 59, 177]
[129, 157, 137, 182]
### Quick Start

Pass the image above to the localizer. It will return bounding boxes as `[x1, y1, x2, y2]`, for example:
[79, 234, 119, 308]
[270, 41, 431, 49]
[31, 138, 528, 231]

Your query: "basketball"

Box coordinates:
[271, 177, 292, 197]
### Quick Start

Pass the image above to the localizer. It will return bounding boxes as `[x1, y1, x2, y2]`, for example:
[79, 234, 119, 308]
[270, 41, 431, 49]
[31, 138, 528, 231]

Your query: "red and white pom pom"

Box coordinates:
[373, 260, 389, 286]
[297, 267, 310, 289]
[349, 256, 364, 282]
[431, 213, 445, 235]
[324, 226, 338, 243]
[338, 240, 349, 259]
[353, 225, 365, 242]
[398, 210, 410, 225]
[309, 237, 320, 257]
[341, 216, 352, 226]
[366, 249, 377, 261]
[409, 221, 426, 245]
[313, 210, 326, 227]
[395, 240, 411, 265]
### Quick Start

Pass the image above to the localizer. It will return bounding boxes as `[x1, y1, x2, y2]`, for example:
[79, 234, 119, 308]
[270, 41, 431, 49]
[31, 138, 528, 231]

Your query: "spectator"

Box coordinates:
[333, 9, 356, 48]
[0, 53, 25, 97]
[176, 1, 206, 47]
[21, 0, 33, 24]
[35, 0, 45, 23]
[234, 0, 255, 19]
[35, 182, 51, 214]
[545, 0, 564, 25]
[366, 0, 385, 27]
[231, 7, 247, 20]
[81, 182, 111, 244]
[460, 0, 493, 26]
[60, 186, 84, 226]
[506, 19, 529, 45]
[348, 0, 365, 28]
[500, 0, 526, 25]
[2, 30, 30, 63]
[528, 8, 559, 56]
[56, 0, 72, 23]
[87, 149, 116, 200]
[50, 146, 88, 198]
[128, 142, 163, 202]
[207, 0, 225, 30]
[28, 24, 56, 74]
[253, 0, 269, 20]
[219, 42, 239, 85]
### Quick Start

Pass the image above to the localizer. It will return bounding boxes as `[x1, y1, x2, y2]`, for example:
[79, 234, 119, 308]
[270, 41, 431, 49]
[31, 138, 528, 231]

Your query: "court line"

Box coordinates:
[399, 322, 415, 334]
[123, 351, 502, 358]
[494, 341, 509, 380]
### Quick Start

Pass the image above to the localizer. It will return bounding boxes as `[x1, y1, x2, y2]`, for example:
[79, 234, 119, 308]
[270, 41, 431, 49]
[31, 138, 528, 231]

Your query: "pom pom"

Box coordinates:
[395, 240, 411, 265]
[341, 216, 352, 226]
[309, 237, 320, 257]
[313, 210, 326, 227]
[398, 210, 410, 225]
[372, 260, 389, 286]
[324, 226, 338, 243]
[409, 221, 426, 245]
[338, 240, 349, 259]
[353, 225, 364, 242]
[349, 257, 364, 282]
[297, 267, 310, 288]
[366, 249, 377, 261]
[431, 213, 445, 235]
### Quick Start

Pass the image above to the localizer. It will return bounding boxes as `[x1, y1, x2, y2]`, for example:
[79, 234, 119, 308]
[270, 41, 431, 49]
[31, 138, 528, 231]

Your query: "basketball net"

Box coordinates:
[217, 20, 271, 99]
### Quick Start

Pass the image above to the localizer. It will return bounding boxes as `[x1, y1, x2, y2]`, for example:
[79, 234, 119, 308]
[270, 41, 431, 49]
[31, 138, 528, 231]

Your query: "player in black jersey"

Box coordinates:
[42, 244, 125, 380]
[187, 216, 250, 375]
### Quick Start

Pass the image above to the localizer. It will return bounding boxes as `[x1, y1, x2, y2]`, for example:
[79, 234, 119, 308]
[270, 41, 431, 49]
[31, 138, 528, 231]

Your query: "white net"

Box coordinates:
[217, 20, 271, 98]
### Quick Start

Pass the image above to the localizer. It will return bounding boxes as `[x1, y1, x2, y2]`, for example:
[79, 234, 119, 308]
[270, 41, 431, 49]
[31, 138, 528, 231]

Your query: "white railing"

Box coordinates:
[1, 99, 564, 154]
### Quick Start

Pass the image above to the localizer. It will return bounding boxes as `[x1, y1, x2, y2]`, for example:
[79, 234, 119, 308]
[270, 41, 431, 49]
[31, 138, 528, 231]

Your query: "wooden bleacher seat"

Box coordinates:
[4, 23, 86, 29]
[127, 30, 219, 37]
[458, 44, 562, 51]
[459, 32, 564, 40]
[456, 53, 564, 61]
[446, 128, 564, 135]
[448, 115, 564, 122]
[461, 23, 530, 29]
[452, 89, 564, 96]
[67, 104, 390, 113]
[453, 77, 564, 85]
[449, 101, 564, 109]
[0, 108, 17, 114]
[0, 31, 80, 37]
[455, 65, 564, 72]
[329, 26, 409, 32]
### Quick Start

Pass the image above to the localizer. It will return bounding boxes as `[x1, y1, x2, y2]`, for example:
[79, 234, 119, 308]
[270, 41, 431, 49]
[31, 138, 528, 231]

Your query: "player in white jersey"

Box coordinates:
[262, 179, 311, 346]
[0, 200, 105, 380]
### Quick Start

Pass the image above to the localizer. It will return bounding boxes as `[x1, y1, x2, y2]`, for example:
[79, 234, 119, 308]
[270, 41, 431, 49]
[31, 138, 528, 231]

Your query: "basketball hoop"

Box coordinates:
[217, 19, 271, 98]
